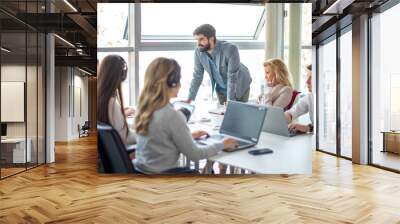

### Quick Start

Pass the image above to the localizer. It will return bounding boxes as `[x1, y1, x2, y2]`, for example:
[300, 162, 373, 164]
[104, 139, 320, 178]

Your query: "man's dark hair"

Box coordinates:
[307, 64, 312, 71]
[193, 24, 216, 39]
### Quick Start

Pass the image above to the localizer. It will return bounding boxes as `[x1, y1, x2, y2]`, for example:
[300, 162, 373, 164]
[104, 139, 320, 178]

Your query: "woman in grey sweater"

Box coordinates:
[133, 57, 237, 174]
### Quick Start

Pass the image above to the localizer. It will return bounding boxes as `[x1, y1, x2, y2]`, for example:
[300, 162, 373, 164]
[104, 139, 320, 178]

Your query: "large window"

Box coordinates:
[98, 3, 312, 107]
[315, 22, 353, 160]
[141, 4, 265, 40]
[139, 51, 205, 101]
[97, 3, 129, 47]
[300, 4, 312, 93]
[371, 3, 400, 171]
[98, 3, 267, 106]
[139, 3, 266, 105]
[283, 4, 312, 93]
[317, 37, 337, 155]
[340, 29, 352, 158]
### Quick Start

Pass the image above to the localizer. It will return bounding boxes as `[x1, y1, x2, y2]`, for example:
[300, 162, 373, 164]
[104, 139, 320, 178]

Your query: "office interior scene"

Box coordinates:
[0, 1, 47, 178]
[0, 0, 96, 180]
[0, 0, 400, 223]
[97, 3, 313, 175]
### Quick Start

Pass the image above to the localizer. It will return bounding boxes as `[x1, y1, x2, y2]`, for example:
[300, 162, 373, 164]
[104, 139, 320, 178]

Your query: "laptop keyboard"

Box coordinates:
[198, 135, 252, 148]
[236, 139, 251, 147]
[210, 135, 224, 140]
[212, 135, 250, 146]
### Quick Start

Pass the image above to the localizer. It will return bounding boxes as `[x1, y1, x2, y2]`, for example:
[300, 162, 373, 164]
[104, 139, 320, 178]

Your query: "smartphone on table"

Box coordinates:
[248, 148, 273, 155]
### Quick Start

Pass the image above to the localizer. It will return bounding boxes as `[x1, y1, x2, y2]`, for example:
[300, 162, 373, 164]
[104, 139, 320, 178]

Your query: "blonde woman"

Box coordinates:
[258, 59, 294, 109]
[134, 57, 238, 174]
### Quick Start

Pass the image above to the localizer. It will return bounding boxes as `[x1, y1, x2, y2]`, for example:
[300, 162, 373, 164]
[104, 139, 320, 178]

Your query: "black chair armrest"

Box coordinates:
[126, 144, 136, 154]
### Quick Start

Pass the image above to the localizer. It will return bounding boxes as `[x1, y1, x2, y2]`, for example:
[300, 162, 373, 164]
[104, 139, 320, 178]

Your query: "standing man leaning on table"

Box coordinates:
[185, 24, 252, 105]
[185, 24, 252, 174]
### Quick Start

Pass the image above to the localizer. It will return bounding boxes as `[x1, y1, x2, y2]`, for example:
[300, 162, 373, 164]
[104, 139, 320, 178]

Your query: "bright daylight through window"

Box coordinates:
[98, 3, 311, 106]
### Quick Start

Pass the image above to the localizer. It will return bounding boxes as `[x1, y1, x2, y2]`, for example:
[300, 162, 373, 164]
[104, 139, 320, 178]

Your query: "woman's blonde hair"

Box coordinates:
[263, 58, 293, 88]
[135, 57, 181, 135]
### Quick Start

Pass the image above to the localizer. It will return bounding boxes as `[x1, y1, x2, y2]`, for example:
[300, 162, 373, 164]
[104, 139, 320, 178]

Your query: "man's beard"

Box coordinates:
[198, 43, 211, 52]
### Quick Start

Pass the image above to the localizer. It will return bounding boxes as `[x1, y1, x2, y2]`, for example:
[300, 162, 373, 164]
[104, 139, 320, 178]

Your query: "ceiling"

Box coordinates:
[311, 0, 390, 43]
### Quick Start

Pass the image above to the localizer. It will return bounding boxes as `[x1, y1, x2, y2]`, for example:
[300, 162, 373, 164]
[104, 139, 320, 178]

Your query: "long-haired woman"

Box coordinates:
[134, 57, 237, 174]
[97, 54, 136, 146]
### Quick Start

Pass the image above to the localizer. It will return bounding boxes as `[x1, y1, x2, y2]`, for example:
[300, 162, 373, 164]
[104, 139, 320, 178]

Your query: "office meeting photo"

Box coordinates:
[3, 0, 400, 222]
[96, 2, 313, 175]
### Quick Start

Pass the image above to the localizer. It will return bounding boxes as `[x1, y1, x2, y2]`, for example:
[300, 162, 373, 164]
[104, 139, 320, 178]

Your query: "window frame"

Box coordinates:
[315, 24, 353, 161]
[368, 0, 400, 173]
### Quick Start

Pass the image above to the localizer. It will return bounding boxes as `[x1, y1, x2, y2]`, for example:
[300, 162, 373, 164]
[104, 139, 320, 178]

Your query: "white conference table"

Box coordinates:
[127, 101, 313, 174]
[188, 103, 313, 174]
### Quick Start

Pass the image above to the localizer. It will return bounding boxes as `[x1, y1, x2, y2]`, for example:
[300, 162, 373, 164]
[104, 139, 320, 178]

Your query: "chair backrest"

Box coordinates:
[97, 122, 136, 173]
[284, 90, 300, 111]
[82, 121, 90, 129]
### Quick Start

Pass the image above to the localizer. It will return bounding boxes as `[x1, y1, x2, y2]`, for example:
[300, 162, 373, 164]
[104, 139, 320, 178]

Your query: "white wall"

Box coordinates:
[1, 65, 41, 137]
[1, 64, 46, 164]
[55, 67, 69, 141]
[72, 73, 89, 137]
[1, 65, 26, 139]
[54, 67, 89, 141]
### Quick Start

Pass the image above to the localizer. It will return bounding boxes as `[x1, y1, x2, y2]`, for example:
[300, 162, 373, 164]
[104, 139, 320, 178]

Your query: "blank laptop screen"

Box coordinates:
[1, 123, 7, 137]
[220, 101, 267, 142]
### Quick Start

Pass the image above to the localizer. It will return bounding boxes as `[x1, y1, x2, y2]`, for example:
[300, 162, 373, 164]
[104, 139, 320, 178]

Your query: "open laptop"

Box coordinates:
[196, 101, 267, 151]
[262, 106, 299, 137]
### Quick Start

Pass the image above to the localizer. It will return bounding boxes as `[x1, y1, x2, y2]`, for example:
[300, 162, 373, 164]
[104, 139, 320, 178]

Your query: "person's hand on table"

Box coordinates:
[183, 99, 192, 104]
[284, 112, 292, 123]
[222, 138, 238, 152]
[288, 123, 309, 133]
[192, 130, 209, 139]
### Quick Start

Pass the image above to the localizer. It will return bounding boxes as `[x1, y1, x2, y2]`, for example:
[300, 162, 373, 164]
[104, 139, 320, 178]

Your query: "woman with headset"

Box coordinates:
[134, 57, 238, 174]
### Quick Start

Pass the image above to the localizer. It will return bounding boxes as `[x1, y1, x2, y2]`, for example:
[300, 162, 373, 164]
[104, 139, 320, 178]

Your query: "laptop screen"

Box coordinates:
[220, 101, 267, 143]
[1, 123, 7, 137]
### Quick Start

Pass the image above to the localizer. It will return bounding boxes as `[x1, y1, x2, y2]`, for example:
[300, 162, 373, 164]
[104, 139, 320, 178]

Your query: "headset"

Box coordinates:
[116, 55, 128, 82]
[166, 59, 181, 88]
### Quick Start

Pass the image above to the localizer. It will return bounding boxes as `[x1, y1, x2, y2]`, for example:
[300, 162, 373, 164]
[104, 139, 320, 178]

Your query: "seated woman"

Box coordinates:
[133, 57, 237, 174]
[258, 58, 294, 109]
[97, 55, 136, 147]
[285, 64, 314, 133]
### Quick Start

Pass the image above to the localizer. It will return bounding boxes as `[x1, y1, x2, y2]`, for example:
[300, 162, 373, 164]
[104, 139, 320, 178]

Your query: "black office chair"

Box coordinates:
[79, 121, 90, 138]
[97, 122, 198, 175]
[97, 122, 138, 173]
